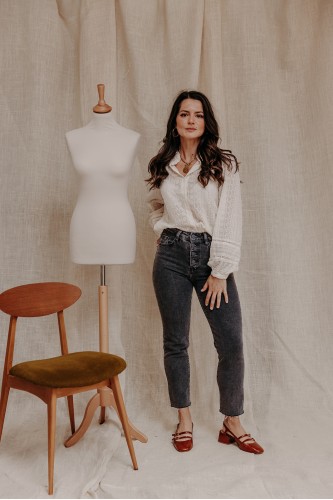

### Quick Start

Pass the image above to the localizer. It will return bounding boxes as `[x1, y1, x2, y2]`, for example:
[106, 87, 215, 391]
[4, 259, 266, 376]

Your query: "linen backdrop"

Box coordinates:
[0, 0, 332, 498]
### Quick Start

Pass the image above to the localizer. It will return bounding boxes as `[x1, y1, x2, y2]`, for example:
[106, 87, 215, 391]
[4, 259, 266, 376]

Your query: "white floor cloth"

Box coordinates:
[1, 0, 333, 498]
[88, 414, 333, 499]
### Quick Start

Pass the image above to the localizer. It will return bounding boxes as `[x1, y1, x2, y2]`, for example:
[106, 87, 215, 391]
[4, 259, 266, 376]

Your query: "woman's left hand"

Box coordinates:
[201, 275, 228, 310]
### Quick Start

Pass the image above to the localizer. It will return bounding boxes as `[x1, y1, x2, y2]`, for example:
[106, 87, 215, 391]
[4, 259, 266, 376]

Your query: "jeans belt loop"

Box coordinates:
[176, 230, 182, 241]
[203, 232, 209, 244]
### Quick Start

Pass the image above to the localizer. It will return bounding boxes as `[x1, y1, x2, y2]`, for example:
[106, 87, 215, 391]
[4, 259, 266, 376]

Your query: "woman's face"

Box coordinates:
[175, 98, 205, 140]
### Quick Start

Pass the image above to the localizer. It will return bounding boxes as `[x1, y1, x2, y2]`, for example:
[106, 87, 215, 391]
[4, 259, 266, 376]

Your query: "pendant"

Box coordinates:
[183, 165, 189, 174]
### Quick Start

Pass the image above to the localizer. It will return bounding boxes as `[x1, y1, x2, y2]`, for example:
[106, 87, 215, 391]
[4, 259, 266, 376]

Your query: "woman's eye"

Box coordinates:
[179, 112, 204, 118]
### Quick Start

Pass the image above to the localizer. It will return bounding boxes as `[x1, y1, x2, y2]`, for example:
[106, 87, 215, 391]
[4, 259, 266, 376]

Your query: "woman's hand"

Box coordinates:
[156, 237, 161, 246]
[201, 275, 228, 310]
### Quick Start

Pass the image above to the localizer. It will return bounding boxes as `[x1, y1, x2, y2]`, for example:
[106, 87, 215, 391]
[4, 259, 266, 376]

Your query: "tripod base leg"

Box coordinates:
[64, 393, 101, 447]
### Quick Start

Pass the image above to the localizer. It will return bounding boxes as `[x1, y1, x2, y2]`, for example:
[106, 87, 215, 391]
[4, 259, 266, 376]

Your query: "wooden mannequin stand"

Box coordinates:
[64, 266, 147, 447]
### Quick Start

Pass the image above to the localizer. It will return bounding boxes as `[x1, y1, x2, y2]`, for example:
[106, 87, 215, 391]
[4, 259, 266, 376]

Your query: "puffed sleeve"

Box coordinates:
[208, 163, 242, 279]
[146, 187, 164, 235]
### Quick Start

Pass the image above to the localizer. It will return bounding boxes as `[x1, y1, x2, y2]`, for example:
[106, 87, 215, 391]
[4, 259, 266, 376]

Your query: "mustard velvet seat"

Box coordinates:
[10, 351, 126, 388]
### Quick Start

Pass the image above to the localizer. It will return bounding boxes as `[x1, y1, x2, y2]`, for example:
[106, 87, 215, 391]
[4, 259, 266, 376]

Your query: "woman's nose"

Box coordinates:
[188, 115, 195, 124]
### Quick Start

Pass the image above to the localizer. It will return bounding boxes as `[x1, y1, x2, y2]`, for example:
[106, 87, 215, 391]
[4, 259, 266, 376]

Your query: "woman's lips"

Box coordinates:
[186, 128, 197, 131]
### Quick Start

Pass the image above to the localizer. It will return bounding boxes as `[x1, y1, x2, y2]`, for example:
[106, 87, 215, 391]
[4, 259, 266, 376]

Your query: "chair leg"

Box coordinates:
[47, 393, 57, 495]
[110, 376, 138, 470]
[0, 379, 10, 441]
[99, 406, 106, 424]
[67, 395, 75, 434]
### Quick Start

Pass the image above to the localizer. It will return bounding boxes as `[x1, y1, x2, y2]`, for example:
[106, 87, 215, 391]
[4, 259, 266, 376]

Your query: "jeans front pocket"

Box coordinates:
[159, 230, 177, 246]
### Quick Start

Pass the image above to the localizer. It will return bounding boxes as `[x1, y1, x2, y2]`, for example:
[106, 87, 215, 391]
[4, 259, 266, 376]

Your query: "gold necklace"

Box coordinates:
[180, 153, 196, 174]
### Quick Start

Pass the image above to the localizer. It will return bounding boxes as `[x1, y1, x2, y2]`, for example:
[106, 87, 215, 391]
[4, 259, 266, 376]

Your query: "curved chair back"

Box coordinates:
[0, 282, 81, 317]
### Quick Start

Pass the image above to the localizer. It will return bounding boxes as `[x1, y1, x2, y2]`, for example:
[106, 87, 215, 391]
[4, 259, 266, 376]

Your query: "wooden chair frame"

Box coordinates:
[0, 282, 137, 495]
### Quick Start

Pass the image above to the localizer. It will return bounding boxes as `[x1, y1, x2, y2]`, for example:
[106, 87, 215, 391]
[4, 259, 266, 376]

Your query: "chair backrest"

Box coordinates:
[0, 282, 81, 317]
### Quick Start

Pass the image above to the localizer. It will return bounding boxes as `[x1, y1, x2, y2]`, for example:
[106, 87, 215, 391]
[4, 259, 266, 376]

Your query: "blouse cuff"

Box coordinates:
[149, 209, 164, 234]
[208, 239, 241, 279]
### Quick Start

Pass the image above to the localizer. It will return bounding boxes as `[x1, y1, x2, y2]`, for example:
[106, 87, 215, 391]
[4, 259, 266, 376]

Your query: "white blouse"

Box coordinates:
[147, 151, 242, 279]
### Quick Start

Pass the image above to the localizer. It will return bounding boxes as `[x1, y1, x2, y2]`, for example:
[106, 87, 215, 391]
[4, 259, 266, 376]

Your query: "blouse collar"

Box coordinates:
[168, 151, 201, 176]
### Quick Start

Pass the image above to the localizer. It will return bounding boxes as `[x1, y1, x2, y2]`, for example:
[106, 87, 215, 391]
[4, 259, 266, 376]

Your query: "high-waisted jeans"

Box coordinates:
[153, 228, 244, 416]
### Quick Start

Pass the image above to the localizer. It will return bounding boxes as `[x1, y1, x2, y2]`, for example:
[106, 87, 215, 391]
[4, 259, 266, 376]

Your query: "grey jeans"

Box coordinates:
[153, 228, 244, 416]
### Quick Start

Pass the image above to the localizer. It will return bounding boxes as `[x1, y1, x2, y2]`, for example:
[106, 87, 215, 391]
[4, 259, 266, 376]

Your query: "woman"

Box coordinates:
[146, 90, 263, 454]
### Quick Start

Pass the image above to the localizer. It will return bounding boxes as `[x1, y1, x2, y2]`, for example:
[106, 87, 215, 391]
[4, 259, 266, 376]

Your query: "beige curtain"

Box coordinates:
[0, 0, 332, 497]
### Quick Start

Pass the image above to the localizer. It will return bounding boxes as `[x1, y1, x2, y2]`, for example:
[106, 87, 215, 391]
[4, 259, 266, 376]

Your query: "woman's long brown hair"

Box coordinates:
[146, 90, 240, 190]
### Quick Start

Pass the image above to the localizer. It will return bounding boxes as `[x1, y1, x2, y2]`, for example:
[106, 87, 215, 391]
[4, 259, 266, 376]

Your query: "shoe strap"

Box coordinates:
[240, 436, 256, 444]
[237, 433, 251, 440]
[224, 423, 255, 443]
[172, 430, 193, 437]
[172, 434, 192, 442]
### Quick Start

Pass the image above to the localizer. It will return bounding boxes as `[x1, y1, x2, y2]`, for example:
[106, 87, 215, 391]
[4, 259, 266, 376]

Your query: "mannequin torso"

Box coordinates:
[66, 112, 140, 264]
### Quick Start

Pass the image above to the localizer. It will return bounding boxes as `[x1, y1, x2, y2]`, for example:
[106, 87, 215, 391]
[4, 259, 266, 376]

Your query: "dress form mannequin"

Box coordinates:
[66, 89, 139, 264]
[65, 84, 147, 447]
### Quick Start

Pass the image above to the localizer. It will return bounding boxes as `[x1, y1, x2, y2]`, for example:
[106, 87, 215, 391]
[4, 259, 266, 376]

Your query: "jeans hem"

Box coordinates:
[171, 402, 191, 409]
[219, 409, 244, 417]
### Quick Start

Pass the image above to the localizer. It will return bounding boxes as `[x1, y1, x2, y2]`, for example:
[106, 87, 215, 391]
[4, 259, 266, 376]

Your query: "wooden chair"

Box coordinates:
[0, 282, 137, 495]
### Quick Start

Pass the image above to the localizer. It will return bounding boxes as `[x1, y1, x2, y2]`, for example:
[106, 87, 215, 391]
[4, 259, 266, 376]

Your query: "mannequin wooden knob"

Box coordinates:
[93, 83, 112, 113]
